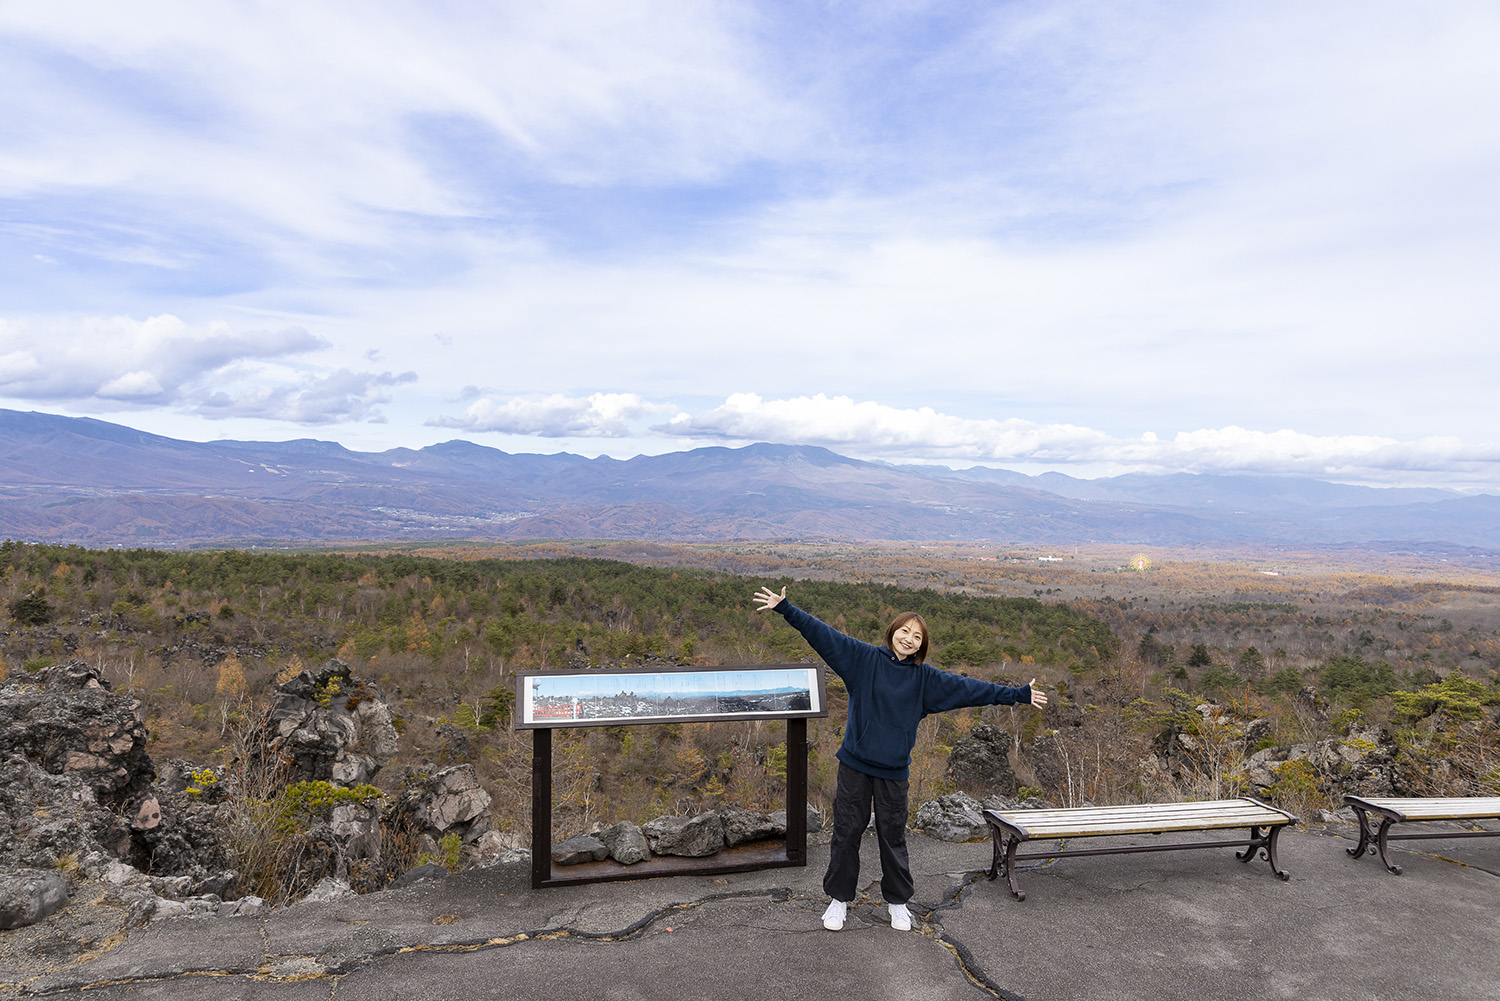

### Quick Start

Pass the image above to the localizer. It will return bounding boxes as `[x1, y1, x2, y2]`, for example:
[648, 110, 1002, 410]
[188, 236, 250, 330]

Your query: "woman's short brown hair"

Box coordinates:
[884, 611, 930, 664]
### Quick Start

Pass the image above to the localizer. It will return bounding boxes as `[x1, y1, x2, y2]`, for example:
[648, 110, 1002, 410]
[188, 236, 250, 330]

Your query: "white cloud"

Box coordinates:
[193, 369, 417, 425]
[97, 370, 165, 399]
[429, 392, 674, 437]
[0, 314, 326, 404]
[0, 314, 413, 423]
[655, 393, 1500, 487]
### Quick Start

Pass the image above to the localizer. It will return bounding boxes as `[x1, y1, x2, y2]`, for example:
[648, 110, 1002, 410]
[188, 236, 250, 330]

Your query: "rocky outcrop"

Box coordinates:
[0, 754, 132, 871]
[0, 661, 153, 809]
[0, 663, 158, 875]
[96, 855, 269, 921]
[945, 724, 1019, 797]
[389, 764, 497, 862]
[263, 660, 400, 785]
[1239, 724, 1397, 801]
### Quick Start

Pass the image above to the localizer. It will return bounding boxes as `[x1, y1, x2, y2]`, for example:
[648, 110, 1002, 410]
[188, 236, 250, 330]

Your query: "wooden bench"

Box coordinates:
[1343, 795, 1500, 875]
[984, 798, 1298, 901]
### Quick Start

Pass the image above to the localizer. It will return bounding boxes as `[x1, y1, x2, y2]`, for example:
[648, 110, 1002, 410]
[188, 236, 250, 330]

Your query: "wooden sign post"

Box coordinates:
[516, 664, 828, 889]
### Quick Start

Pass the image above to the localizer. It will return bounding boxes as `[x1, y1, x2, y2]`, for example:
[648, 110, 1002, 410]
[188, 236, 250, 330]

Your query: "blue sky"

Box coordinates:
[2, 1, 1497, 490]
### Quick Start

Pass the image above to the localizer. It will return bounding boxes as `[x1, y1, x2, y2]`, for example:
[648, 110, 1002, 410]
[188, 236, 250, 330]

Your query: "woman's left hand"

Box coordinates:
[1027, 679, 1048, 708]
[753, 586, 787, 611]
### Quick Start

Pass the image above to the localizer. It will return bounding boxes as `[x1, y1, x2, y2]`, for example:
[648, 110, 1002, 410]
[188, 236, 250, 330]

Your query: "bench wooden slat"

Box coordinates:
[994, 798, 1249, 818]
[990, 801, 1278, 822]
[999, 815, 1286, 838]
[991, 803, 1280, 823]
[1345, 796, 1500, 822]
[985, 800, 1291, 840]
[992, 807, 1286, 826]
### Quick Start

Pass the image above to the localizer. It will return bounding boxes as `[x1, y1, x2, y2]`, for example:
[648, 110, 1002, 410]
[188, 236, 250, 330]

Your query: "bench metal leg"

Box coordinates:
[1234, 825, 1290, 880]
[1347, 805, 1402, 875]
[985, 829, 1026, 901]
[1264, 824, 1290, 880]
[1346, 804, 1373, 860]
[1001, 836, 1025, 900]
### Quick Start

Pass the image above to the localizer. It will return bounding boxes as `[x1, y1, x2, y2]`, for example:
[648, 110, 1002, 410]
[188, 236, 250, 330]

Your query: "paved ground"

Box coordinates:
[3, 821, 1498, 1000]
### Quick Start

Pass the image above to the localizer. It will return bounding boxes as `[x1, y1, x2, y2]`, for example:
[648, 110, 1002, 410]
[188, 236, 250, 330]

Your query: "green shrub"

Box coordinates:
[8, 590, 52, 625]
[1266, 758, 1322, 819]
[1263, 667, 1302, 694]
[418, 831, 464, 873]
[276, 780, 383, 833]
[1319, 655, 1400, 707]
[1391, 674, 1498, 724]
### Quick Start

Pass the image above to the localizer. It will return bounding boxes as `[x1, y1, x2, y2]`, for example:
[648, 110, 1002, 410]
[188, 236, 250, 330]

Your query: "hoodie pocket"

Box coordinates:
[857, 720, 917, 769]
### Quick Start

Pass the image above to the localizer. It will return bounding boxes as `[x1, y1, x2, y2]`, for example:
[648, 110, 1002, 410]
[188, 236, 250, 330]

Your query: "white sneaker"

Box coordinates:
[821, 899, 848, 931]
[888, 902, 912, 931]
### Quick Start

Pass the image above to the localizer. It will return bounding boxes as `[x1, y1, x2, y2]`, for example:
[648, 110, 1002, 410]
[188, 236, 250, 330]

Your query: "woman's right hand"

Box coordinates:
[753, 585, 787, 611]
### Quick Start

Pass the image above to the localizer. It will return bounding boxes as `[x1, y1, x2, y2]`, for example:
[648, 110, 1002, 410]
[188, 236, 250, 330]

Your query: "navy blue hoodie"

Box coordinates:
[776, 601, 1033, 781]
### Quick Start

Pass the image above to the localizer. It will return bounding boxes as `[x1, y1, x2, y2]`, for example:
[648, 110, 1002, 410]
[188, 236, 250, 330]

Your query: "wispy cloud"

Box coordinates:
[429, 392, 673, 437]
[194, 369, 417, 425]
[0, 1, 802, 274]
[1, 2, 1497, 491]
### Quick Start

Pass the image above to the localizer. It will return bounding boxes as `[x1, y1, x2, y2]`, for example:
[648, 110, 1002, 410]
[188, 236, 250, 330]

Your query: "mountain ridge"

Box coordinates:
[1, 408, 1496, 550]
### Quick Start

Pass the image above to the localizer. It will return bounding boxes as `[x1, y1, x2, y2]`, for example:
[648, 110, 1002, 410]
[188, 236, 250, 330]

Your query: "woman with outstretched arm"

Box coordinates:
[753, 584, 1046, 932]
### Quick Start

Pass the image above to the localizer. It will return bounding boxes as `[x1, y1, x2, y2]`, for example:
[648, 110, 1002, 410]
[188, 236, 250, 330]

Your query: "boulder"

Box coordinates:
[719, 807, 779, 847]
[469, 829, 530, 866]
[642, 813, 725, 857]
[768, 805, 823, 835]
[551, 834, 610, 866]
[299, 876, 356, 904]
[330, 802, 382, 862]
[391, 863, 450, 888]
[191, 871, 238, 898]
[0, 869, 69, 930]
[218, 895, 268, 918]
[595, 821, 651, 864]
[914, 792, 988, 842]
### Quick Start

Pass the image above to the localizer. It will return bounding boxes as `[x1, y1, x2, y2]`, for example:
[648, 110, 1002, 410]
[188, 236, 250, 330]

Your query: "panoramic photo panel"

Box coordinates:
[514, 664, 827, 728]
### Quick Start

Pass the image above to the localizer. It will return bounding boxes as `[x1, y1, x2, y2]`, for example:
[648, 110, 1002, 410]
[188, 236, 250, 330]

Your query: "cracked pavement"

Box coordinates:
[4, 824, 1498, 1000]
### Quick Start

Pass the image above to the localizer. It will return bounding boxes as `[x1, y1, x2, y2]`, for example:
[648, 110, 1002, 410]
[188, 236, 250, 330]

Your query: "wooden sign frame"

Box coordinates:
[519, 664, 828, 889]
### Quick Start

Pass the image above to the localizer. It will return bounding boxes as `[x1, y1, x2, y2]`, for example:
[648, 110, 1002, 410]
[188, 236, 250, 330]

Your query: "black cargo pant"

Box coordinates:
[823, 762, 913, 905]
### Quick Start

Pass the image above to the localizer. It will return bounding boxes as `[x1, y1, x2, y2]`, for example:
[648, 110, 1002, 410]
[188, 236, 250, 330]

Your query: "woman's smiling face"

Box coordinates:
[891, 620, 924, 659]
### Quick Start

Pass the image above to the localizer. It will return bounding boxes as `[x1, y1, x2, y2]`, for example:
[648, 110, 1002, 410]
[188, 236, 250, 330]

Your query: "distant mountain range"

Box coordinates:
[1, 408, 1497, 551]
